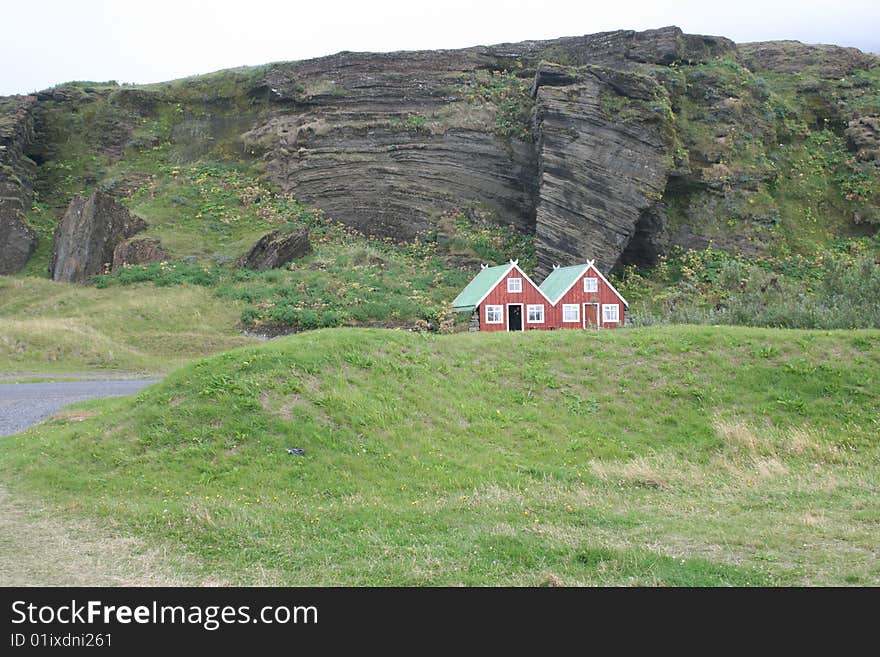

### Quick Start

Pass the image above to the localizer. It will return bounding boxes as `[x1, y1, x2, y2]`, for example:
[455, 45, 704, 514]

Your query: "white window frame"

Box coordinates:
[526, 304, 545, 324]
[583, 277, 598, 292]
[507, 277, 522, 293]
[562, 304, 580, 323]
[485, 305, 503, 324]
[602, 303, 620, 323]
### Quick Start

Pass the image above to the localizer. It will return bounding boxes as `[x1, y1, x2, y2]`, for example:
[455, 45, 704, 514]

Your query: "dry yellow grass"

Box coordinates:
[0, 486, 211, 586]
[589, 456, 674, 490]
[0, 276, 255, 374]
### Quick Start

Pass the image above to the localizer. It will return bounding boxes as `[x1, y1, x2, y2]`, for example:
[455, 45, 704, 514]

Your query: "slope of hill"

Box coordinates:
[1, 326, 877, 585]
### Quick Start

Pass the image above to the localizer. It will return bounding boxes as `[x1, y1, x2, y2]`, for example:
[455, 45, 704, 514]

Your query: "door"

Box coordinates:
[583, 303, 599, 329]
[508, 304, 523, 331]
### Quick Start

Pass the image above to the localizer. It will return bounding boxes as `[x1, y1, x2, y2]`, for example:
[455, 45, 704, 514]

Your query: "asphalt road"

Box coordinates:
[0, 379, 158, 437]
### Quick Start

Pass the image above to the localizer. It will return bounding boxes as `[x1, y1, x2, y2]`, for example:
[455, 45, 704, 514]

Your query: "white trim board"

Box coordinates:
[587, 263, 629, 309]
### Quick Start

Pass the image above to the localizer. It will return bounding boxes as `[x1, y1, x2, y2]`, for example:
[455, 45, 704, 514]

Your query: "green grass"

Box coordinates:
[0, 209, 532, 372]
[90, 208, 532, 334]
[0, 276, 254, 374]
[1, 325, 877, 585]
[657, 56, 880, 256]
[616, 239, 880, 329]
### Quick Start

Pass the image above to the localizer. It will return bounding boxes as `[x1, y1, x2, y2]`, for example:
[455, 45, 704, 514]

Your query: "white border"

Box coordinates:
[485, 304, 503, 324]
[602, 303, 620, 323]
[465, 262, 555, 311]
[526, 304, 545, 324]
[542, 260, 629, 309]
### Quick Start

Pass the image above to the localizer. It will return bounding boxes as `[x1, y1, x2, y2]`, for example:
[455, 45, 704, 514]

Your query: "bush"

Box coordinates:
[624, 246, 880, 330]
[94, 262, 220, 288]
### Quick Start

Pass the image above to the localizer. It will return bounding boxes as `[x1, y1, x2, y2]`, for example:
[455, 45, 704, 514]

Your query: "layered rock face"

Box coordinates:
[0, 96, 38, 274]
[3, 26, 877, 277]
[531, 65, 671, 273]
[247, 26, 733, 267]
[737, 41, 876, 78]
[50, 191, 147, 282]
[247, 48, 540, 238]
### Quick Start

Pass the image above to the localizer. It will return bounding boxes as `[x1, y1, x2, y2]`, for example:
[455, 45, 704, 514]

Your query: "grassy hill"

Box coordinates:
[1, 325, 877, 585]
[0, 275, 253, 374]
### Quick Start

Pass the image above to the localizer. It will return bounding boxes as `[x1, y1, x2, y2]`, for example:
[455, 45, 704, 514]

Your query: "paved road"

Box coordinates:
[0, 379, 158, 437]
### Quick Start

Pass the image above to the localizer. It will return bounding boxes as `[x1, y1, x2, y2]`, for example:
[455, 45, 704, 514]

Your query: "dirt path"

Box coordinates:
[0, 377, 224, 586]
[0, 485, 214, 586]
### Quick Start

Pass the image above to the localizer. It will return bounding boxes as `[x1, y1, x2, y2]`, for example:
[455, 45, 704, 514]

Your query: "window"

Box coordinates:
[602, 304, 620, 323]
[583, 277, 598, 292]
[562, 304, 579, 322]
[527, 304, 544, 323]
[507, 277, 522, 293]
[485, 305, 503, 324]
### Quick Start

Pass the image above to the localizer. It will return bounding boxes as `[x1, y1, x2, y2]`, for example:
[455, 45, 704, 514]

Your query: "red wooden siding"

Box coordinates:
[552, 264, 626, 329]
[478, 266, 550, 332]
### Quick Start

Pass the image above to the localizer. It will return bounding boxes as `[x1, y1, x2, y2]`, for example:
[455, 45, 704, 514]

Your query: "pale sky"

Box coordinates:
[2, 0, 878, 96]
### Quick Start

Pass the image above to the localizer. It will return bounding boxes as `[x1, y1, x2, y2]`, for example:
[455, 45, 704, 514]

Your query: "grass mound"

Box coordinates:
[1, 325, 878, 585]
[0, 277, 252, 374]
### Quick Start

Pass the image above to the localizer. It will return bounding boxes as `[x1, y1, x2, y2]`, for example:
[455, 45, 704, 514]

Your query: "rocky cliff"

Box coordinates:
[244, 27, 736, 273]
[0, 26, 878, 277]
[49, 190, 147, 282]
[0, 96, 38, 273]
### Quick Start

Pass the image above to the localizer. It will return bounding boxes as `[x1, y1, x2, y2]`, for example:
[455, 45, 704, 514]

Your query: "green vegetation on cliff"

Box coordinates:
[1, 326, 877, 584]
[654, 56, 880, 256]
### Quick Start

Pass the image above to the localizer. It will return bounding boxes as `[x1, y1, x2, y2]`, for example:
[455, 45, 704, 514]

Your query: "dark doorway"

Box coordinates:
[508, 304, 523, 331]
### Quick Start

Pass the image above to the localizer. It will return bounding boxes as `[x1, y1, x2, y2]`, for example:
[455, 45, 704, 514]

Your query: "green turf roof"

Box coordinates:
[539, 264, 589, 304]
[451, 263, 512, 312]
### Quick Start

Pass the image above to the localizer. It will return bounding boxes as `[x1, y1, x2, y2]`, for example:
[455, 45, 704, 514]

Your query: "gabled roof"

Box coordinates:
[451, 261, 554, 312]
[451, 263, 514, 312]
[539, 263, 591, 304]
[539, 260, 629, 308]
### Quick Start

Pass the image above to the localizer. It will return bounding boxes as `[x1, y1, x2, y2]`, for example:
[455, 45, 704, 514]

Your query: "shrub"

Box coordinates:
[627, 246, 880, 330]
[94, 262, 220, 288]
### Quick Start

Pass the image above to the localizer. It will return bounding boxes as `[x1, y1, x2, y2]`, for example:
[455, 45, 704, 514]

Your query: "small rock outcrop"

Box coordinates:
[737, 41, 877, 78]
[845, 116, 880, 163]
[111, 237, 167, 270]
[49, 191, 147, 282]
[236, 228, 311, 271]
[0, 96, 39, 274]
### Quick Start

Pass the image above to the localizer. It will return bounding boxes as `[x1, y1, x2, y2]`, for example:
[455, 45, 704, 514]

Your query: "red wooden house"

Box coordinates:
[539, 260, 628, 329]
[452, 259, 628, 331]
[451, 260, 553, 332]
